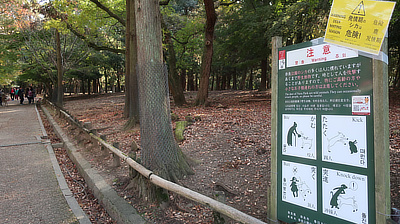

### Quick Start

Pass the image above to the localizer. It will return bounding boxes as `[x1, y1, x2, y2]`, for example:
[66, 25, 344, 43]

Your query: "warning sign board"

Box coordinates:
[324, 0, 395, 55]
[276, 39, 376, 224]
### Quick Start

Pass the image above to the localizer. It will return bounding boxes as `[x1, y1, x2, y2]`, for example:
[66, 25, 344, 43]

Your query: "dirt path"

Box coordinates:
[59, 90, 400, 223]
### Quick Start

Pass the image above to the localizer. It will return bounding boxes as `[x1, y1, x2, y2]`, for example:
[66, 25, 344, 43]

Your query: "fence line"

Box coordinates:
[43, 100, 267, 224]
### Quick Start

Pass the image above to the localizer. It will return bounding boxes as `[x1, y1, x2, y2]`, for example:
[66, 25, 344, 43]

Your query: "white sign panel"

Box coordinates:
[322, 115, 367, 168]
[322, 168, 368, 224]
[282, 161, 317, 211]
[282, 114, 317, 160]
[286, 44, 358, 68]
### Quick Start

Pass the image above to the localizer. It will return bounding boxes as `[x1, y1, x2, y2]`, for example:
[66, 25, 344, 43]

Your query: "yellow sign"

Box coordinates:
[324, 0, 396, 55]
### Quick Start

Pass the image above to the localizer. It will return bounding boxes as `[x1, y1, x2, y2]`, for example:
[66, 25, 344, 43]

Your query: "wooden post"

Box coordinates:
[128, 141, 139, 178]
[100, 135, 109, 157]
[267, 36, 282, 224]
[373, 38, 391, 223]
[112, 142, 121, 167]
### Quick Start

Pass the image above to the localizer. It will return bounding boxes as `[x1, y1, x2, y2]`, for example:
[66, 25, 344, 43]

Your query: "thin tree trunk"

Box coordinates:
[195, 73, 198, 91]
[215, 73, 220, 90]
[394, 56, 400, 89]
[117, 71, 121, 92]
[239, 72, 247, 90]
[267, 56, 271, 89]
[221, 74, 227, 90]
[180, 70, 186, 91]
[232, 68, 237, 90]
[187, 70, 194, 91]
[194, 0, 217, 105]
[81, 79, 85, 94]
[87, 79, 91, 95]
[163, 20, 186, 106]
[227, 72, 231, 90]
[259, 58, 267, 91]
[248, 70, 253, 90]
[105, 73, 108, 93]
[56, 29, 63, 107]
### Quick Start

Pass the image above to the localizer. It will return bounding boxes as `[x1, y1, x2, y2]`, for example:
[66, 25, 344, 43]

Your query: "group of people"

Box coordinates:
[1, 87, 36, 106]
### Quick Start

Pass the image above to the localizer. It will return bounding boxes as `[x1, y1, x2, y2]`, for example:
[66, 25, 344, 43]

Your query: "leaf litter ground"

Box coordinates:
[43, 90, 400, 223]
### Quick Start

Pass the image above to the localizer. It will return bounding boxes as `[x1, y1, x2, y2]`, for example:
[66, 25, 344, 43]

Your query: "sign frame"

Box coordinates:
[268, 37, 390, 224]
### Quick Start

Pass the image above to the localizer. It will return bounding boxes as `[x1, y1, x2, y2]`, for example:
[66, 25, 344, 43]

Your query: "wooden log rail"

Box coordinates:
[43, 100, 267, 224]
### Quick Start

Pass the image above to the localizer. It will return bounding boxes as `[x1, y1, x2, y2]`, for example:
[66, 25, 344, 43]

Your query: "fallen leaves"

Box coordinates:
[50, 89, 400, 224]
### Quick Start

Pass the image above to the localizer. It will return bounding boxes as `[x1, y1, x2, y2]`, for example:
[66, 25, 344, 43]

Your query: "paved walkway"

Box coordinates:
[0, 99, 89, 223]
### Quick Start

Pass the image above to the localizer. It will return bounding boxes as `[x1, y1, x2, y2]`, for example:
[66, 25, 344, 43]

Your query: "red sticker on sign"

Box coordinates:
[279, 50, 286, 60]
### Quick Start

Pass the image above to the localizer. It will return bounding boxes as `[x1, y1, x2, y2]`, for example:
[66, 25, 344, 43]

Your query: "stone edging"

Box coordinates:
[35, 104, 91, 224]
[40, 104, 147, 224]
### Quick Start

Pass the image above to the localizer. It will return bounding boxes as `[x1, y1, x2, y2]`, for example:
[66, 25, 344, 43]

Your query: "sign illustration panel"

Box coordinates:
[322, 115, 367, 167]
[282, 161, 317, 211]
[282, 114, 317, 159]
[322, 168, 368, 224]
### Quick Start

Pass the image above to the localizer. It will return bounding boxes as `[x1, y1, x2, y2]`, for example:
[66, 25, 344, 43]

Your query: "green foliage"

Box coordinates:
[161, 1, 204, 73]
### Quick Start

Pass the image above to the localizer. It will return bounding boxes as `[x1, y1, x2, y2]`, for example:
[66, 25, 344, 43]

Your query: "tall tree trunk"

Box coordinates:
[232, 68, 237, 90]
[239, 72, 247, 90]
[81, 79, 85, 94]
[124, 0, 140, 128]
[394, 56, 400, 89]
[117, 71, 121, 92]
[163, 21, 186, 106]
[187, 70, 194, 91]
[259, 58, 267, 91]
[215, 73, 220, 90]
[56, 29, 63, 107]
[195, 73, 198, 91]
[87, 79, 91, 95]
[194, 0, 217, 105]
[221, 74, 227, 90]
[105, 73, 108, 93]
[93, 79, 97, 93]
[210, 73, 214, 90]
[227, 72, 231, 90]
[134, 0, 193, 199]
[180, 70, 186, 91]
[248, 70, 253, 90]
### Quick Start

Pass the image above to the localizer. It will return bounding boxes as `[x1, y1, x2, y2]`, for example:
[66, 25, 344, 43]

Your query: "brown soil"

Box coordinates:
[44, 90, 400, 223]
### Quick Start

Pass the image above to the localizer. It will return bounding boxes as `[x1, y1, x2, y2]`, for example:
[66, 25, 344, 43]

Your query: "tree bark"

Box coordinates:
[187, 70, 194, 91]
[194, 0, 217, 105]
[248, 70, 253, 90]
[56, 29, 63, 107]
[163, 21, 186, 106]
[226, 72, 231, 90]
[135, 0, 193, 198]
[87, 79, 91, 95]
[105, 73, 108, 93]
[232, 68, 237, 90]
[239, 72, 247, 90]
[180, 69, 186, 91]
[117, 71, 121, 92]
[259, 58, 267, 91]
[123, 0, 140, 128]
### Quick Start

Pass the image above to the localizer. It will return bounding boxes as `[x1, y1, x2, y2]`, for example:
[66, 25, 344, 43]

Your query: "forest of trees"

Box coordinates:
[1, 0, 400, 98]
[1, 0, 400, 200]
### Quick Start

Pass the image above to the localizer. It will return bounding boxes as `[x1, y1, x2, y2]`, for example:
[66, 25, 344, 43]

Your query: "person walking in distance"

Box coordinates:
[27, 87, 35, 104]
[17, 87, 24, 104]
[10, 88, 15, 100]
[15, 88, 19, 100]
